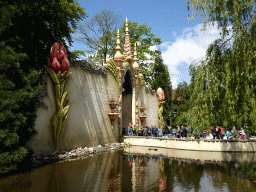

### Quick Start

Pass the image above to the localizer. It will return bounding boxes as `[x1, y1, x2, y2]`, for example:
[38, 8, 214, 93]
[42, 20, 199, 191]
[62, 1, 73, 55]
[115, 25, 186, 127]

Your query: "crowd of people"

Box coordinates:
[122, 123, 252, 140]
[209, 126, 250, 140]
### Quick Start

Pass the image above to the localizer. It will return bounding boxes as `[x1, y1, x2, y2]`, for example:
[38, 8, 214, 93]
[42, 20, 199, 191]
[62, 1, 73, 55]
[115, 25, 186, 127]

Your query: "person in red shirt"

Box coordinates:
[220, 127, 225, 139]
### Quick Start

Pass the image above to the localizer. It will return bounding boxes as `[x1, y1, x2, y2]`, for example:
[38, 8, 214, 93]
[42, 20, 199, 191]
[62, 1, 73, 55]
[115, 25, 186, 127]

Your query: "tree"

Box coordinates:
[1, 0, 87, 73]
[150, 50, 172, 125]
[186, 0, 256, 133]
[74, 9, 123, 64]
[187, 0, 256, 39]
[0, 0, 86, 174]
[170, 81, 191, 127]
[108, 21, 162, 85]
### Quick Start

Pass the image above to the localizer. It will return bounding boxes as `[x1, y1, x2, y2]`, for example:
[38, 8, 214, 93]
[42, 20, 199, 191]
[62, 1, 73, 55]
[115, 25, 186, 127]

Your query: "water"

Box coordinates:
[1, 147, 256, 191]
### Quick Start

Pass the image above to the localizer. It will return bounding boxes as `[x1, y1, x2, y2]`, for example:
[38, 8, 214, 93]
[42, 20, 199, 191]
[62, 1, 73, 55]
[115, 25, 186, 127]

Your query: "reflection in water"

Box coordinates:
[0, 149, 256, 191]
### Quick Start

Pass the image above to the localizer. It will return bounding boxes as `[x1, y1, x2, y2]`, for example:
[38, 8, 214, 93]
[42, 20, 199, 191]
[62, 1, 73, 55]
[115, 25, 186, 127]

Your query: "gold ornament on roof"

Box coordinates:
[124, 17, 132, 62]
[114, 29, 123, 67]
[133, 43, 140, 75]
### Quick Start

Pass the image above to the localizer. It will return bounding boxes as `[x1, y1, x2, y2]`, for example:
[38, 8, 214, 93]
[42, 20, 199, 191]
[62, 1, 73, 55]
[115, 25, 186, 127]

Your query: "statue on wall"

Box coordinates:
[45, 41, 72, 151]
[157, 87, 165, 128]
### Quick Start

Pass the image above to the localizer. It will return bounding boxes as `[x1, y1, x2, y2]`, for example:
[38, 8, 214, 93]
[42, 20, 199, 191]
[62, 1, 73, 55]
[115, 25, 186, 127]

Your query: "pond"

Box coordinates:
[1, 146, 256, 191]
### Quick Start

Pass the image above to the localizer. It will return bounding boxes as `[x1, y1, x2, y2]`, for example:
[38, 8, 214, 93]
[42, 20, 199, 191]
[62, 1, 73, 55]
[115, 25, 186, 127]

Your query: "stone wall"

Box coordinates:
[139, 85, 159, 128]
[31, 62, 120, 155]
[124, 137, 256, 152]
[31, 60, 160, 155]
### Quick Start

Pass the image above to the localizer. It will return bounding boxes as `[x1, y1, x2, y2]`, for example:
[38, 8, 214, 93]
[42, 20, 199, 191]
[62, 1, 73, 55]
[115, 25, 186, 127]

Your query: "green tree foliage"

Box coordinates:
[0, 2, 40, 174]
[69, 50, 87, 60]
[1, 0, 87, 73]
[74, 9, 123, 64]
[171, 81, 191, 127]
[150, 50, 172, 125]
[108, 21, 162, 85]
[0, 0, 86, 174]
[187, 0, 256, 38]
[184, 0, 256, 133]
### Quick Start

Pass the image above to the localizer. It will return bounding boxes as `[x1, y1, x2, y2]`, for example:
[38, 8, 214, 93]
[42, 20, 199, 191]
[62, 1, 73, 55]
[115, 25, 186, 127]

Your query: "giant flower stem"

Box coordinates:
[159, 101, 165, 128]
[45, 66, 71, 151]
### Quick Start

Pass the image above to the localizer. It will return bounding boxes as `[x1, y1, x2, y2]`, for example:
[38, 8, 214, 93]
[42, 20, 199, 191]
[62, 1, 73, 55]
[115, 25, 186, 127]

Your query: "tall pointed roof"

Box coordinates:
[114, 29, 123, 67]
[133, 42, 140, 75]
[123, 17, 132, 62]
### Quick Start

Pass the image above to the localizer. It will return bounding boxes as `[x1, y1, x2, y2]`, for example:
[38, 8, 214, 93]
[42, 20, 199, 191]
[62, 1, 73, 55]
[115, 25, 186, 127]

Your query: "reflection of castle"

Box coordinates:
[123, 154, 162, 191]
[122, 153, 256, 192]
[2, 150, 255, 191]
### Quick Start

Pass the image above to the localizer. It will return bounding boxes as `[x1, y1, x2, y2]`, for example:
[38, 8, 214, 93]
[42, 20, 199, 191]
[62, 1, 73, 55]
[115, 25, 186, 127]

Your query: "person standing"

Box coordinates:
[212, 126, 216, 140]
[176, 125, 182, 138]
[167, 126, 172, 138]
[152, 126, 156, 137]
[232, 128, 239, 140]
[216, 126, 220, 139]
[148, 125, 152, 136]
[240, 127, 246, 140]
[172, 127, 176, 138]
[232, 126, 236, 132]
[184, 127, 188, 138]
[154, 125, 158, 137]
[180, 126, 184, 138]
[181, 126, 187, 138]
[230, 126, 235, 137]
[162, 125, 166, 136]
[143, 125, 148, 136]
[158, 128, 163, 137]
[128, 123, 133, 136]
[226, 129, 230, 140]
[133, 126, 137, 136]
[220, 127, 225, 139]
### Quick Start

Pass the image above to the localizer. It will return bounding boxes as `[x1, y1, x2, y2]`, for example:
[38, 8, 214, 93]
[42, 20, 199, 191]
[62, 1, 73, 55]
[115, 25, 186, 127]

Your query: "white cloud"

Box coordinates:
[170, 75, 178, 89]
[149, 45, 157, 51]
[159, 22, 233, 88]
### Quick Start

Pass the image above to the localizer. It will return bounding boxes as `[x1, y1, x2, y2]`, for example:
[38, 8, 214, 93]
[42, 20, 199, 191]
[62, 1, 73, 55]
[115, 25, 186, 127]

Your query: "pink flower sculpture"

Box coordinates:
[157, 87, 165, 102]
[48, 41, 70, 73]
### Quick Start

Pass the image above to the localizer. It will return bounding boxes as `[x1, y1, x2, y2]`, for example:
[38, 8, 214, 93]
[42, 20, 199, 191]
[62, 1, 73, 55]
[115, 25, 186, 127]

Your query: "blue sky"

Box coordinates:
[70, 0, 224, 88]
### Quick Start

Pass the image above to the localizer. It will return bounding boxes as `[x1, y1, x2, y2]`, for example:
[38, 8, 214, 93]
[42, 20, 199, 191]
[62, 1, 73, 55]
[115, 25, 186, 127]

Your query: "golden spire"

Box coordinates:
[124, 17, 132, 62]
[114, 29, 123, 67]
[133, 42, 140, 75]
[125, 17, 129, 33]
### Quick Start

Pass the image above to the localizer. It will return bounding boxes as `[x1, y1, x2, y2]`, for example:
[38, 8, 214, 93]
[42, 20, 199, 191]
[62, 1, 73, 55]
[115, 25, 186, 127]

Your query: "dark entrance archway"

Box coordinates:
[122, 71, 133, 131]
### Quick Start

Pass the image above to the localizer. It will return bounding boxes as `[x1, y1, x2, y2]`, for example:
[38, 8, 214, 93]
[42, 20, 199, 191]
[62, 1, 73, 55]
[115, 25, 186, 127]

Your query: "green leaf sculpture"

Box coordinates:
[45, 66, 71, 150]
[45, 41, 72, 151]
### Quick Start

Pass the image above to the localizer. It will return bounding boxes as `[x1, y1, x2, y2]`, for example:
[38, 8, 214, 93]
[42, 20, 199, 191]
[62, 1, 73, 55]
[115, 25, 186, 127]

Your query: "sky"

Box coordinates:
[70, 0, 223, 89]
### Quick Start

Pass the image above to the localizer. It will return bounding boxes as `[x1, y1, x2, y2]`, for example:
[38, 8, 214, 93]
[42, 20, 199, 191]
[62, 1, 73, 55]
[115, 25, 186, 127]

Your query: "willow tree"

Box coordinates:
[187, 0, 256, 132]
[189, 63, 210, 130]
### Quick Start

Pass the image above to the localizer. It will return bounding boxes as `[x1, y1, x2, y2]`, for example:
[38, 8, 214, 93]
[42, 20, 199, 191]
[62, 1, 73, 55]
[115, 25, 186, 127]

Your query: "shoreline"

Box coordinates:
[0, 143, 125, 178]
[30, 142, 125, 167]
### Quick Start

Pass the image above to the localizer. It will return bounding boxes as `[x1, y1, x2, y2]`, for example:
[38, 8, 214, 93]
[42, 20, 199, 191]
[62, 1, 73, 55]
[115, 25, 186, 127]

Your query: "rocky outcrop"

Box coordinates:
[30, 143, 125, 168]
